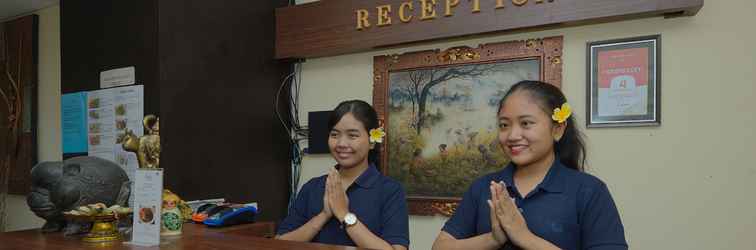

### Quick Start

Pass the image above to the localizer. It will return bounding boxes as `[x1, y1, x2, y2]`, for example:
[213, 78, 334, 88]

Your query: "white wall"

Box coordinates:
[294, 1, 756, 249]
[3, 4, 60, 232]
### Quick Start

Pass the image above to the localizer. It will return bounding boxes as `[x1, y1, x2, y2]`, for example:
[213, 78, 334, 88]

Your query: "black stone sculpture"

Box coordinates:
[26, 156, 131, 234]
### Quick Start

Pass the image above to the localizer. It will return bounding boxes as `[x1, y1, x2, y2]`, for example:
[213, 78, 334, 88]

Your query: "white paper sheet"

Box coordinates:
[100, 66, 136, 88]
[130, 168, 163, 246]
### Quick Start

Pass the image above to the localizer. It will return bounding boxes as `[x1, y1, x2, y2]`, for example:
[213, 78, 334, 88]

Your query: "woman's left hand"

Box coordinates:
[327, 168, 350, 222]
[490, 181, 534, 246]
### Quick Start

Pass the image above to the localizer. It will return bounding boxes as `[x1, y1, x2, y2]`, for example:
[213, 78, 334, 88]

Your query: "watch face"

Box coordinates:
[345, 213, 357, 225]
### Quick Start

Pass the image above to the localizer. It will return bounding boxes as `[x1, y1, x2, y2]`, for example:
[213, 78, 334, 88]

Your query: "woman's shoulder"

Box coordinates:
[301, 174, 328, 189]
[558, 167, 621, 214]
[376, 174, 405, 192]
[559, 166, 608, 188]
[464, 169, 508, 193]
[558, 167, 615, 204]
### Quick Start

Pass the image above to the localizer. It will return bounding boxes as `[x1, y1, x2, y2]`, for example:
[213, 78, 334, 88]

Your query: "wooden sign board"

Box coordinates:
[275, 0, 703, 59]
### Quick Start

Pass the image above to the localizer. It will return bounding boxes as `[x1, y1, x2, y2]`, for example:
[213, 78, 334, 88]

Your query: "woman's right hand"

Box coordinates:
[321, 173, 333, 218]
[488, 182, 508, 246]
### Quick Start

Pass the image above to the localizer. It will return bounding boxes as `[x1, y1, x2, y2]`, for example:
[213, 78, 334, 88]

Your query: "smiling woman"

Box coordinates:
[432, 81, 626, 250]
[276, 100, 410, 250]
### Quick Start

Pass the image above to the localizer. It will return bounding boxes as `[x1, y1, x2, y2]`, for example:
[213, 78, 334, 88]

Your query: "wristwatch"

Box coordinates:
[342, 212, 357, 228]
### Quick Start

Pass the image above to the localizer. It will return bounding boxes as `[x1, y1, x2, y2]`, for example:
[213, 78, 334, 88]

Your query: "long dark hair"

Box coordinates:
[497, 80, 586, 171]
[327, 100, 381, 167]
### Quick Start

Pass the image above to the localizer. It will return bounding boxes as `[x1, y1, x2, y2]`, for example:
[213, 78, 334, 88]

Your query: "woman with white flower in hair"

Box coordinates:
[276, 100, 409, 250]
[433, 81, 627, 250]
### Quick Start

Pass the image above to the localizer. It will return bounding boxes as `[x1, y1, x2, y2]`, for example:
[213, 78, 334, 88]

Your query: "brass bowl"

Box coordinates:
[64, 212, 131, 243]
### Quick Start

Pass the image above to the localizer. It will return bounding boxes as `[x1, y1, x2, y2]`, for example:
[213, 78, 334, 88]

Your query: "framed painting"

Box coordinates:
[587, 35, 661, 127]
[373, 36, 563, 216]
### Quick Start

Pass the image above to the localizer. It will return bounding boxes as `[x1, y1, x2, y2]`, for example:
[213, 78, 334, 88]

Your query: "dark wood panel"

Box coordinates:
[60, 0, 160, 115]
[158, 0, 292, 222]
[61, 0, 294, 223]
[276, 0, 703, 59]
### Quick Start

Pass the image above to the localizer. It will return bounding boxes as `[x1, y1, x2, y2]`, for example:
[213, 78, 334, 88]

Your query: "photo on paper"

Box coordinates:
[116, 118, 128, 131]
[88, 135, 101, 146]
[88, 110, 100, 119]
[139, 206, 156, 225]
[88, 98, 101, 109]
[88, 123, 102, 133]
[115, 104, 127, 116]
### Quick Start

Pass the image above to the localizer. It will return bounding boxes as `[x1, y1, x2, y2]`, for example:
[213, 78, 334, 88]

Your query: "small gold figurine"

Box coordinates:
[123, 115, 160, 168]
[161, 190, 192, 236]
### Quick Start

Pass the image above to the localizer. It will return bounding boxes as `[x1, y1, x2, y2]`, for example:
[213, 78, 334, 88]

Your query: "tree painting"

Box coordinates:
[386, 59, 540, 198]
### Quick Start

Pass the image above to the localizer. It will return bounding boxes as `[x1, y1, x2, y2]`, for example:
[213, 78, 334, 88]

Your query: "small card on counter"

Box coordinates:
[129, 168, 163, 246]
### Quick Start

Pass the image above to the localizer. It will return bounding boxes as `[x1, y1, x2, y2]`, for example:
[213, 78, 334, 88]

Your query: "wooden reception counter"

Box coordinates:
[0, 222, 367, 250]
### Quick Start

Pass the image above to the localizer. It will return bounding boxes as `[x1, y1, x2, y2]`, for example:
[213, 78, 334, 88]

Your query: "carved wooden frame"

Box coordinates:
[372, 36, 563, 216]
[1, 15, 38, 196]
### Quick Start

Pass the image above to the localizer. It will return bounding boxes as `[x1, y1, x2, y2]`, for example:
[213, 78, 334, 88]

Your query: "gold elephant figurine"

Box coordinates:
[122, 115, 160, 168]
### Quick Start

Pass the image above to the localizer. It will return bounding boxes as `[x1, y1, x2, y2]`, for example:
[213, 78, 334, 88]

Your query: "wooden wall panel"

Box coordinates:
[158, 0, 292, 222]
[61, 0, 159, 113]
[61, 0, 293, 222]
[276, 0, 703, 59]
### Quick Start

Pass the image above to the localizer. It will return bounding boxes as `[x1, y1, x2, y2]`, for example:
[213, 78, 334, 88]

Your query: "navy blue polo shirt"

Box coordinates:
[442, 161, 627, 250]
[277, 164, 410, 247]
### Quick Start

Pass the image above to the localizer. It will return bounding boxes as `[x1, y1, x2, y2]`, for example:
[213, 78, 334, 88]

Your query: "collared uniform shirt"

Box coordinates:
[442, 161, 627, 250]
[277, 164, 410, 247]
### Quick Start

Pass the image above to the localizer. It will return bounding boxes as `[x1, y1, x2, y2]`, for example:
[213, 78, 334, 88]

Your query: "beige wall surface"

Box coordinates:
[3, 4, 60, 232]
[294, 0, 756, 249]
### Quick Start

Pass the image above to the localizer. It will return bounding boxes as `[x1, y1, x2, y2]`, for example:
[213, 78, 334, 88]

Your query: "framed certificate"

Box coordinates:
[587, 35, 661, 127]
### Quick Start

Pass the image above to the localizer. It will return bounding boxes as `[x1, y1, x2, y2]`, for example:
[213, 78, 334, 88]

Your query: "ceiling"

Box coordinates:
[0, 0, 58, 21]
